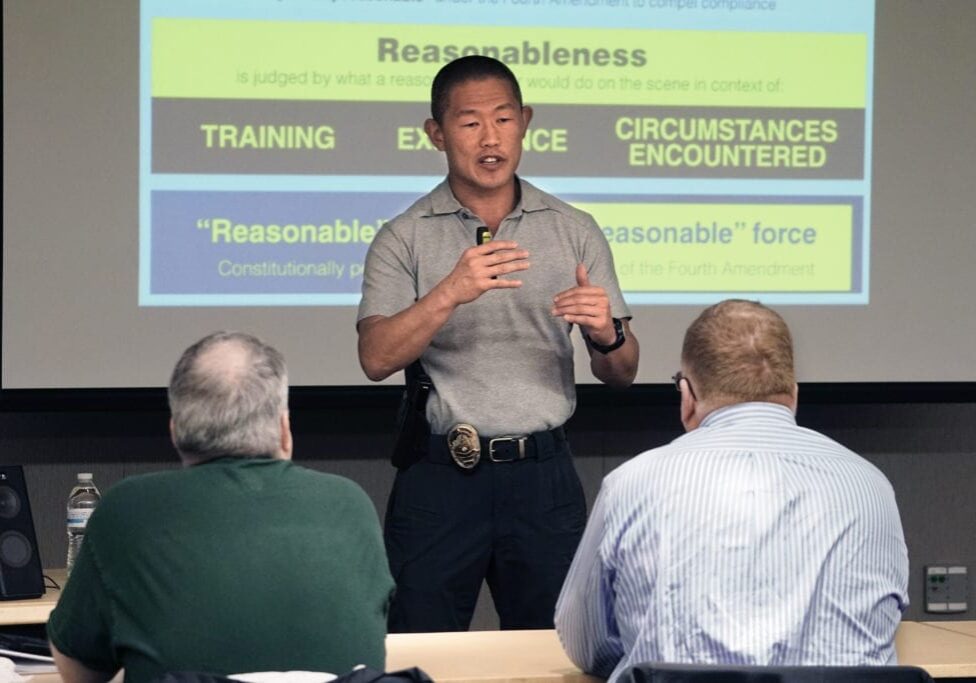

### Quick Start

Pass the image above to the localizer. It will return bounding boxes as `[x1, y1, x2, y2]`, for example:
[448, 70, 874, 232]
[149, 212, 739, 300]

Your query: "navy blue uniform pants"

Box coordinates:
[384, 430, 586, 632]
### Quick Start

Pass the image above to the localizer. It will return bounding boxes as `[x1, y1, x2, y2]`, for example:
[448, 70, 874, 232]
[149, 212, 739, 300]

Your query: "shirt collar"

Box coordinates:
[424, 176, 549, 217]
[426, 179, 464, 216]
[699, 401, 797, 430]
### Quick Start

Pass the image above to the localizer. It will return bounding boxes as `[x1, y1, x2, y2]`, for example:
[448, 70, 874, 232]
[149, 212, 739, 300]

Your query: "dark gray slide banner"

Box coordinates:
[152, 99, 865, 179]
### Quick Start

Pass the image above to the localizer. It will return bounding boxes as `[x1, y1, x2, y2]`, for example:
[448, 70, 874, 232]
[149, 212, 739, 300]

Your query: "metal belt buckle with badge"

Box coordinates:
[447, 423, 481, 470]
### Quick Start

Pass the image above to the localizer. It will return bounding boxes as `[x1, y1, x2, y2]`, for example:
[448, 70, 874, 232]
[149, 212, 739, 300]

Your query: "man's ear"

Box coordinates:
[679, 383, 697, 432]
[279, 411, 293, 460]
[424, 118, 445, 151]
[169, 418, 177, 449]
[789, 382, 799, 414]
[520, 105, 534, 132]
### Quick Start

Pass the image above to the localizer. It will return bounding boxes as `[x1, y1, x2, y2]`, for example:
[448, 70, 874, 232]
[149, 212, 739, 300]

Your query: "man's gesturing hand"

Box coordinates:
[439, 240, 530, 306]
[551, 263, 616, 345]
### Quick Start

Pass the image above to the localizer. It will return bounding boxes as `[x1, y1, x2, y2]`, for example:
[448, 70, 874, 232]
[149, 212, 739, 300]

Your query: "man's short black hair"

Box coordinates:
[430, 55, 523, 124]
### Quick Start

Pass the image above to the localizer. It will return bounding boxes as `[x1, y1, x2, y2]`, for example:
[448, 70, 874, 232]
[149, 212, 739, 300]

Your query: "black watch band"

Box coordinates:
[586, 317, 626, 354]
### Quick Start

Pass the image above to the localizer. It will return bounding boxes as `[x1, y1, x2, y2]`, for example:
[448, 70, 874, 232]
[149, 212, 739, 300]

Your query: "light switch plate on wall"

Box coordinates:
[925, 565, 968, 613]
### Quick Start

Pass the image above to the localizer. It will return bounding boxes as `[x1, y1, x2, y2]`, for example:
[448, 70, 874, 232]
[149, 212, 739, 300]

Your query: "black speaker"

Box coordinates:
[0, 466, 44, 600]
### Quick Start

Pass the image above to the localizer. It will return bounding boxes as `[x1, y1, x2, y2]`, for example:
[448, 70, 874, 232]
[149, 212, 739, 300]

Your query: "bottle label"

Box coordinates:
[67, 509, 94, 528]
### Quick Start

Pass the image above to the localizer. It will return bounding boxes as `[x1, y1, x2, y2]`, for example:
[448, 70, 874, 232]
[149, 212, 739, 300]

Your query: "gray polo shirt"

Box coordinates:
[358, 178, 630, 435]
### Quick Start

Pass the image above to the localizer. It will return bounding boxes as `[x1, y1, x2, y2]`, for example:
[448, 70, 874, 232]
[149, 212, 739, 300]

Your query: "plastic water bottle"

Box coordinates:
[66, 473, 101, 575]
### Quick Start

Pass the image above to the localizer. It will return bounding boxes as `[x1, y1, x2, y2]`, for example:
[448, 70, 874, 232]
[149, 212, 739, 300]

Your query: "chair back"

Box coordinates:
[619, 662, 934, 683]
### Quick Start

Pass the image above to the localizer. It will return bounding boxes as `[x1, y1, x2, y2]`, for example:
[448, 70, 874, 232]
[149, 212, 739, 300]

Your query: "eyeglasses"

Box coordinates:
[671, 371, 697, 400]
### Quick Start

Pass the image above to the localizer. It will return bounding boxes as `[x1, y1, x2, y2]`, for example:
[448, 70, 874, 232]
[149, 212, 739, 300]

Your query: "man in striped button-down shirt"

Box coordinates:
[555, 300, 909, 682]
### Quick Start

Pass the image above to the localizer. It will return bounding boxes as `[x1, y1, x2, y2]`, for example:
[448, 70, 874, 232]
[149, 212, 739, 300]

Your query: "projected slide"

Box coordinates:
[140, 0, 874, 306]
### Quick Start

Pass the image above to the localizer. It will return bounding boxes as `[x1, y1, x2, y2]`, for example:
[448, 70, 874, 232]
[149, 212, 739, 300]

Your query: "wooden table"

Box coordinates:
[390, 626, 976, 682]
[387, 629, 600, 683]
[19, 626, 976, 682]
[893, 622, 976, 678]
[921, 620, 976, 639]
[0, 569, 65, 626]
[5, 580, 974, 683]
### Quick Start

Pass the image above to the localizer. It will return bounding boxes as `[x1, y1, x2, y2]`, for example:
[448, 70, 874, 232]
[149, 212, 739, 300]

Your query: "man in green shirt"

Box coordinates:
[48, 331, 394, 683]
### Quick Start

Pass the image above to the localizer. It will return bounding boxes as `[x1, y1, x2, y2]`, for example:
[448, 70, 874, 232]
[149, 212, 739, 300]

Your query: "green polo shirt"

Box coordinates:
[48, 457, 394, 683]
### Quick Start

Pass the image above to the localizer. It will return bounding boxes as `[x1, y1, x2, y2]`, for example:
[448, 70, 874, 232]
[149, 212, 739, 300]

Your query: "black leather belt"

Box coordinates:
[426, 426, 566, 465]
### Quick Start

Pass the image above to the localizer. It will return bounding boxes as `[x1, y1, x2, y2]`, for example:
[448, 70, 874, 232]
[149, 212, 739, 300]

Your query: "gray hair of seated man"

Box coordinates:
[168, 331, 288, 464]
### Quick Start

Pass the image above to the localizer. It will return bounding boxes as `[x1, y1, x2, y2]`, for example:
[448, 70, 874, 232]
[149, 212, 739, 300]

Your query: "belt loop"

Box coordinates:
[532, 429, 557, 461]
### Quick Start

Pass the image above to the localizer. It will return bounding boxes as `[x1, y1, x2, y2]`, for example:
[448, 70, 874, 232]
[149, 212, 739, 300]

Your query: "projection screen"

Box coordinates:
[4, 0, 976, 390]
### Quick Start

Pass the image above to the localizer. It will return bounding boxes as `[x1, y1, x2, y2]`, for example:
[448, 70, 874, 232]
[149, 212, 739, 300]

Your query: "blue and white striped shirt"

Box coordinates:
[555, 402, 909, 682]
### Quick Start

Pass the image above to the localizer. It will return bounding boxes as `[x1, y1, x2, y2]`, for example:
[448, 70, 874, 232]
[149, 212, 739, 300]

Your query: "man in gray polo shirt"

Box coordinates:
[357, 55, 640, 632]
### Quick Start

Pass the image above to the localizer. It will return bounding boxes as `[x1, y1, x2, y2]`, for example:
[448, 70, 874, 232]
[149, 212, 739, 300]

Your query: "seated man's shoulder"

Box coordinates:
[605, 424, 893, 493]
[97, 464, 372, 513]
[604, 440, 688, 490]
[795, 425, 895, 484]
[95, 468, 184, 506]
[78, 469, 190, 542]
[287, 465, 377, 508]
[293, 465, 369, 492]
